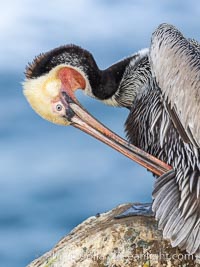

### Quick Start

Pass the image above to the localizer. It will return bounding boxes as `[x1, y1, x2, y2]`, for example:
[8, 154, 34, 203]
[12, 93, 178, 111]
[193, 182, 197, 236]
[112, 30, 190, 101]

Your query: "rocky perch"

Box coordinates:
[27, 203, 199, 267]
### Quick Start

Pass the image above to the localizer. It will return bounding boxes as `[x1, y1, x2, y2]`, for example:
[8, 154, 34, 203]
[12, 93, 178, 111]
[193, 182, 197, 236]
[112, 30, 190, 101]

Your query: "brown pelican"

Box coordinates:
[23, 23, 200, 257]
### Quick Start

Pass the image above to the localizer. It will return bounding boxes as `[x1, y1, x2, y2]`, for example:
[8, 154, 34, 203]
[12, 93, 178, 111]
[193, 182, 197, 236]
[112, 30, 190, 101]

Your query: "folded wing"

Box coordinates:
[150, 23, 200, 147]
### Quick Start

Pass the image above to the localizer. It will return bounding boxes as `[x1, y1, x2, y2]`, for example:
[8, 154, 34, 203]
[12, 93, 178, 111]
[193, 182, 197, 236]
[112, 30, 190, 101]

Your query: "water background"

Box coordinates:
[0, 1, 199, 266]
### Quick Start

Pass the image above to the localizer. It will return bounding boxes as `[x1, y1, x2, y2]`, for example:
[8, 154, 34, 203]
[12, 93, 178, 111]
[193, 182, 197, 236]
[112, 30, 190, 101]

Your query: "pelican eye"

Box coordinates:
[52, 102, 65, 116]
[56, 104, 63, 111]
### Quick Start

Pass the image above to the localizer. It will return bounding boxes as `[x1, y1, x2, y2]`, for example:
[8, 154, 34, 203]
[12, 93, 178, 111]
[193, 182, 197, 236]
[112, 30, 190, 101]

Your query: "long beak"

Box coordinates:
[61, 92, 172, 176]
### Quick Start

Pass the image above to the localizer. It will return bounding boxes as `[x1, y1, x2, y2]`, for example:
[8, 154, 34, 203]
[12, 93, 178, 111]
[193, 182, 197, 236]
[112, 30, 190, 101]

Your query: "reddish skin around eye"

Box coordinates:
[58, 67, 86, 101]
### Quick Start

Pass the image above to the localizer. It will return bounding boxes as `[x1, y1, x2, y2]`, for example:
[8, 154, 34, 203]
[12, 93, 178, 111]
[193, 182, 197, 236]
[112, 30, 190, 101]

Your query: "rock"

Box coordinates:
[27, 203, 199, 267]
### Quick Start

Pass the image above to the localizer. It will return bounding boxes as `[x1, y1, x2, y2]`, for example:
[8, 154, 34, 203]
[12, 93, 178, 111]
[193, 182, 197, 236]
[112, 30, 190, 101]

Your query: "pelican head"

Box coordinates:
[23, 45, 98, 125]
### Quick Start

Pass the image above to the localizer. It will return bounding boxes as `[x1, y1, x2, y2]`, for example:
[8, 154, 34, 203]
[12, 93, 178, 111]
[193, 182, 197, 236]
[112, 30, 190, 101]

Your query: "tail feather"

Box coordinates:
[158, 191, 179, 229]
[152, 179, 175, 214]
[163, 209, 180, 238]
[186, 221, 200, 254]
[155, 186, 178, 220]
[152, 170, 175, 195]
[171, 214, 198, 247]
[165, 210, 183, 240]
[152, 170, 200, 255]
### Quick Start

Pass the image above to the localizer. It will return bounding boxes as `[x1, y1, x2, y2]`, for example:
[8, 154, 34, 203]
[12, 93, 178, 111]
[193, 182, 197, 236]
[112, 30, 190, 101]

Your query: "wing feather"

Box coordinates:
[150, 23, 200, 147]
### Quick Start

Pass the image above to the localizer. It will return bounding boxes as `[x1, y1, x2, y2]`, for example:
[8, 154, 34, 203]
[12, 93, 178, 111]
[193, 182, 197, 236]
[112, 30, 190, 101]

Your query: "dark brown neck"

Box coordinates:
[91, 56, 133, 100]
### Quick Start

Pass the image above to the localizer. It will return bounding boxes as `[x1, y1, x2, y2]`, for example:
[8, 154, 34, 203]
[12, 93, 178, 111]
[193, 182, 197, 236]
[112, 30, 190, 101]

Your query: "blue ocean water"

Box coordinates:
[1, 1, 199, 266]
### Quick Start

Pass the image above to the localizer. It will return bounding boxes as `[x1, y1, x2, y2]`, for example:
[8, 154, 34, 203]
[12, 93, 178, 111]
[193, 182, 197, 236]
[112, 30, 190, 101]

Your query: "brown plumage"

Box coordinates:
[23, 23, 200, 257]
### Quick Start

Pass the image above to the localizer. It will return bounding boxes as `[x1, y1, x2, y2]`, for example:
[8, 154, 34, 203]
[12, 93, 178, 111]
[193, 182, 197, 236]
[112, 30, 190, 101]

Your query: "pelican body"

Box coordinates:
[23, 24, 200, 256]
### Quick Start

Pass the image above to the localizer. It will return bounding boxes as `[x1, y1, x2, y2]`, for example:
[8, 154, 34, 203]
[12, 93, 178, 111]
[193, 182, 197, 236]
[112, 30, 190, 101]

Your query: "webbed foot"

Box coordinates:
[115, 203, 153, 219]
